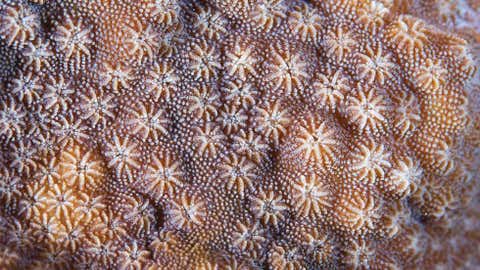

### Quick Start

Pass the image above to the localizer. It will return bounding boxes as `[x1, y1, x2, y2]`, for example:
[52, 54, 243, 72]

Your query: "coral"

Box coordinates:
[167, 192, 206, 231]
[123, 20, 160, 64]
[291, 174, 331, 218]
[225, 43, 258, 81]
[231, 221, 265, 254]
[0, 4, 38, 46]
[142, 154, 183, 198]
[54, 15, 92, 62]
[251, 190, 288, 228]
[220, 153, 256, 195]
[266, 47, 308, 95]
[0, 0, 479, 269]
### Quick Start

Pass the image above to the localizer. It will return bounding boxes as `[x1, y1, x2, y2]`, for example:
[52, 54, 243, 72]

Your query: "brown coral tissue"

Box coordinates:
[1, 0, 480, 269]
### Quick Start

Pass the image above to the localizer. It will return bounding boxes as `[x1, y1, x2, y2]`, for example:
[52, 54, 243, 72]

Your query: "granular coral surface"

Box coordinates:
[0, 0, 479, 269]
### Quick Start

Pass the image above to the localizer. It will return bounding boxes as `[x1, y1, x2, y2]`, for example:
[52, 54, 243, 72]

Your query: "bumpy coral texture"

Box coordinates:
[0, 0, 479, 269]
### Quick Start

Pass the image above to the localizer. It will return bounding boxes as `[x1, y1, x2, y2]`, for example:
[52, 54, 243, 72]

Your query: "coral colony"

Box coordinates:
[0, 0, 479, 269]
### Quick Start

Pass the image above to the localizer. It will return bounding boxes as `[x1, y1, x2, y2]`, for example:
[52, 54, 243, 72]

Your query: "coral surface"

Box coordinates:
[0, 0, 479, 269]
